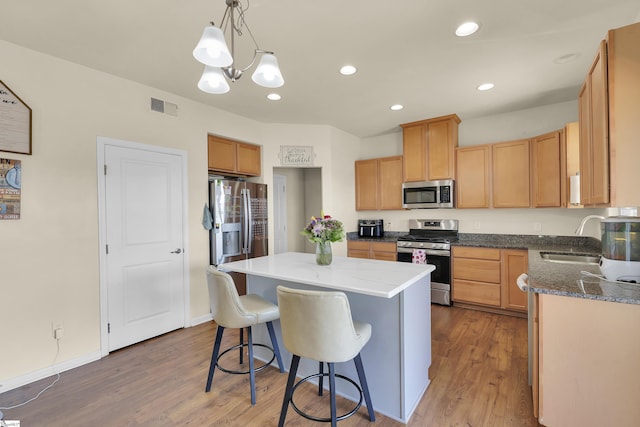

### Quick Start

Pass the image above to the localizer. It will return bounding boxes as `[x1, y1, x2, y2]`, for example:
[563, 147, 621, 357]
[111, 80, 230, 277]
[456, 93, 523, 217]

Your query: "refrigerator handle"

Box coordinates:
[245, 188, 253, 254]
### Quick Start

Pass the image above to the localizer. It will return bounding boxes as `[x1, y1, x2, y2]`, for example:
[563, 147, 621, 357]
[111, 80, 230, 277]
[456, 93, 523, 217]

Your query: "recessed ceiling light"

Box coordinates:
[267, 93, 281, 101]
[455, 21, 480, 37]
[340, 65, 357, 75]
[390, 104, 403, 111]
[477, 83, 494, 91]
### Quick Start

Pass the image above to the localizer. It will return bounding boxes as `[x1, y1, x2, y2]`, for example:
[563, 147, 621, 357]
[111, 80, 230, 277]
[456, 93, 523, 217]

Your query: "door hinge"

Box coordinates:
[106, 244, 109, 254]
[107, 323, 111, 333]
[104, 164, 107, 175]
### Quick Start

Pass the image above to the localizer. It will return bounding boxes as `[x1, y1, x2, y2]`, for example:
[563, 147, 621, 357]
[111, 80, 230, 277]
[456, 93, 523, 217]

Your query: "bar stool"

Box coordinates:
[205, 266, 284, 405]
[276, 285, 376, 427]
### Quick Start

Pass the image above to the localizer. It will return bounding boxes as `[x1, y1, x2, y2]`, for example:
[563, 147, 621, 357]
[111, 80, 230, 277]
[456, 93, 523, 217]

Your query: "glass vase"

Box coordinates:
[315, 241, 333, 266]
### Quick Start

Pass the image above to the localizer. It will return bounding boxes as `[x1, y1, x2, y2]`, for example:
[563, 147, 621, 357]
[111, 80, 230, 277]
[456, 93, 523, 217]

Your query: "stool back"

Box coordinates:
[206, 266, 257, 328]
[276, 286, 365, 363]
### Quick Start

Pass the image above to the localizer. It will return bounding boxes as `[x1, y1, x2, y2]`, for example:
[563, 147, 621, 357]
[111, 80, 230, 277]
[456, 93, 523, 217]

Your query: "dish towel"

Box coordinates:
[412, 249, 427, 264]
[202, 203, 213, 230]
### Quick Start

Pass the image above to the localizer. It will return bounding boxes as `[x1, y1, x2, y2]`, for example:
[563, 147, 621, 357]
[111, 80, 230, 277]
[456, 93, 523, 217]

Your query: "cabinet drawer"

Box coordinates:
[453, 258, 501, 283]
[372, 252, 397, 261]
[453, 280, 501, 307]
[453, 246, 501, 260]
[347, 241, 370, 251]
[371, 241, 396, 253]
[347, 250, 370, 259]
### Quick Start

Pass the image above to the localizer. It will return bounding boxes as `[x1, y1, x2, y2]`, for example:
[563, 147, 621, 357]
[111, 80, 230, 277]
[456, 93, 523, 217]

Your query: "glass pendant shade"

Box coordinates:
[197, 66, 230, 94]
[251, 53, 284, 88]
[193, 25, 233, 67]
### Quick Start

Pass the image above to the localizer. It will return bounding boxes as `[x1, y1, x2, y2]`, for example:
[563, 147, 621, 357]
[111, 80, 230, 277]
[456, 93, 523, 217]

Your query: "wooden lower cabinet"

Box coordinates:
[452, 246, 528, 316]
[347, 240, 396, 261]
[534, 293, 640, 426]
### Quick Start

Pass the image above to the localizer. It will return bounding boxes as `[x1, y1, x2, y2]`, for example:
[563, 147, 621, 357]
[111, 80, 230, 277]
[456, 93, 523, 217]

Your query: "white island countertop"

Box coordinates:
[218, 252, 435, 299]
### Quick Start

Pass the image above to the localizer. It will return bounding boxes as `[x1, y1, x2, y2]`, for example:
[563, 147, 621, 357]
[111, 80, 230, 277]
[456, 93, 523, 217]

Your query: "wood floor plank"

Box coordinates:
[0, 305, 541, 426]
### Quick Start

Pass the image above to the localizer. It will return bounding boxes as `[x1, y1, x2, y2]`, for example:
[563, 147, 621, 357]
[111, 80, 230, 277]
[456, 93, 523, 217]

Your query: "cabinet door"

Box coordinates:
[355, 159, 379, 210]
[531, 131, 563, 207]
[402, 125, 427, 182]
[501, 249, 528, 312]
[208, 136, 236, 173]
[427, 119, 456, 180]
[455, 145, 491, 208]
[371, 241, 397, 261]
[492, 139, 531, 208]
[236, 142, 261, 176]
[579, 41, 609, 206]
[378, 156, 403, 210]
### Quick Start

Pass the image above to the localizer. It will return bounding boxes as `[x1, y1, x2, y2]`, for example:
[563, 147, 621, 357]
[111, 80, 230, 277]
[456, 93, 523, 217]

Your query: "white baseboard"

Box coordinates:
[0, 351, 102, 394]
[190, 313, 213, 327]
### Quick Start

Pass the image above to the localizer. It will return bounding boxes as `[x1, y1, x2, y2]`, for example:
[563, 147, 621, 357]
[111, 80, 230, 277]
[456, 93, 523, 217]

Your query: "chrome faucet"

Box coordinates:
[575, 215, 605, 235]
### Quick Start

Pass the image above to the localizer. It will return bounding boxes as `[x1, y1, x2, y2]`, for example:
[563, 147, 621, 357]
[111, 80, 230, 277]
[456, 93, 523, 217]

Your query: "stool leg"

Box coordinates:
[239, 327, 244, 364]
[205, 325, 225, 392]
[247, 326, 256, 405]
[266, 321, 285, 373]
[278, 355, 300, 427]
[328, 362, 337, 427]
[354, 353, 376, 421]
[318, 361, 324, 396]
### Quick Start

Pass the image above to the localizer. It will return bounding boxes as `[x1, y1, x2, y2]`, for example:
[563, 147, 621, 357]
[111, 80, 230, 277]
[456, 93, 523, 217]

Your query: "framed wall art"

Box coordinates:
[0, 158, 21, 219]
[0, 80, 32, 155]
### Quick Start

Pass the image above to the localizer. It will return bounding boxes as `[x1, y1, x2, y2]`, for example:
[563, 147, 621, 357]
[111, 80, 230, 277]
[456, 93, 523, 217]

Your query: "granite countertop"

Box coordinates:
[347, 232, 640, 305]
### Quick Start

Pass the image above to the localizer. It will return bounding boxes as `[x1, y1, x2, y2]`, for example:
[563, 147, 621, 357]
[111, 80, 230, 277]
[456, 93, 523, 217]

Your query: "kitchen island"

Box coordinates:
[219, 252, 435, 424]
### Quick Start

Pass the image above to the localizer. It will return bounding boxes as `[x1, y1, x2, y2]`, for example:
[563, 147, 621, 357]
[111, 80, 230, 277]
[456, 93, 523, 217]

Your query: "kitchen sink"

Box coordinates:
[540, 252, 601, 265]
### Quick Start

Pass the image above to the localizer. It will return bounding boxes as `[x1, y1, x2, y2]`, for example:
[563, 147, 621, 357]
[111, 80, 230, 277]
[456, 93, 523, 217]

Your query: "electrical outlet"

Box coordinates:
[473, 222, 481, 230]
[533, 222, 542, 232]
[52, 322, 64, 340]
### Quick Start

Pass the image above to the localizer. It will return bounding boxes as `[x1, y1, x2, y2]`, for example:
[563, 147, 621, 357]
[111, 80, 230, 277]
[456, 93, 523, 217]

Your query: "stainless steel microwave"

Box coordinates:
[402, 179, 455, 209]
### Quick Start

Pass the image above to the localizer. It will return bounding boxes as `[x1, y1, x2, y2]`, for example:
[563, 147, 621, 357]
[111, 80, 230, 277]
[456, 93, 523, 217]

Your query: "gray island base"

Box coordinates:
[219, 252, 435, 424]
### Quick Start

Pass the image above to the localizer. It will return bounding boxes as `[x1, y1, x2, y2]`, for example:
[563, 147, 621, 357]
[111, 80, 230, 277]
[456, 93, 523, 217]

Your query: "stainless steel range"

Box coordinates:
[397, 219, 458, 306]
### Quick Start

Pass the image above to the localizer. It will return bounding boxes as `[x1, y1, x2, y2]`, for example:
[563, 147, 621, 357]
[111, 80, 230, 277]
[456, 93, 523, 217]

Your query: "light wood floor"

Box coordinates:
[1, 305, 541, 426]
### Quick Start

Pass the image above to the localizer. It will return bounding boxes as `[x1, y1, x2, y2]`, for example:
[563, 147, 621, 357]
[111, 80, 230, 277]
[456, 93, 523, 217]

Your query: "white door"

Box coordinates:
[100, 139, 187, 352]
[273, 174, 288, 254]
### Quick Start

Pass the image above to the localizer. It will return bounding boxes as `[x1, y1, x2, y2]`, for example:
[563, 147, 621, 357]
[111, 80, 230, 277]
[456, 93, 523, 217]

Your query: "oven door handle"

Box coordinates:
[397, 247, 450, 256]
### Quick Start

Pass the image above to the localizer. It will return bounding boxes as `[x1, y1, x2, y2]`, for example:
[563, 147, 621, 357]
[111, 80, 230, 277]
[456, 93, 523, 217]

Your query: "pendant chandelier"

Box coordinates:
[193, 0, 284, 94]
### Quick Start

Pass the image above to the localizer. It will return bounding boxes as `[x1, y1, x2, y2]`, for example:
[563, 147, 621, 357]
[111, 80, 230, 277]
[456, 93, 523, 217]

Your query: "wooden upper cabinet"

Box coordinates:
[236, 143, 261, 176]
[455, 144, 491, 209]
[355, 158, 379, 211]
[355, 156, 402, 211]
[579, 40, 609, 206]
[378, 156, 403, 210]
[208, 135, 261, 177]
[531, 130, 565, 208]
[604, 22, 640, 207]
[402, 125, 426, 182]
[492, 139, 531, 208]
[427, 119, 458, 180]
[401, 114, 460, 182]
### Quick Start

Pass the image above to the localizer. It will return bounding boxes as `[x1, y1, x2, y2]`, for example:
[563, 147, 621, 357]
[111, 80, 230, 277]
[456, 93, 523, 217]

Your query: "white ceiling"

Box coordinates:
[1, 0, 639, 138]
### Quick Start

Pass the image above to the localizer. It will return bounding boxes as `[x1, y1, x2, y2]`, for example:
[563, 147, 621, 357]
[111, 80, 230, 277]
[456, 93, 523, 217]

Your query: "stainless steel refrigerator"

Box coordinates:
[209, 177, 268, 293]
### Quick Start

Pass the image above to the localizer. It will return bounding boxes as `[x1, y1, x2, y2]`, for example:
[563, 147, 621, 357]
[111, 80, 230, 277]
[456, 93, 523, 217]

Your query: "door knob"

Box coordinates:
[171, 248, 182, 254]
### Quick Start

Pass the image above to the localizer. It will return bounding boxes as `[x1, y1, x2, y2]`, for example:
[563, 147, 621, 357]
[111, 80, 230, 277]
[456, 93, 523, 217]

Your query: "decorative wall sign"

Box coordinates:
[0, 80, 32, 155]
[0, 158, 21, 219]
[279, 145, 315, 167]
